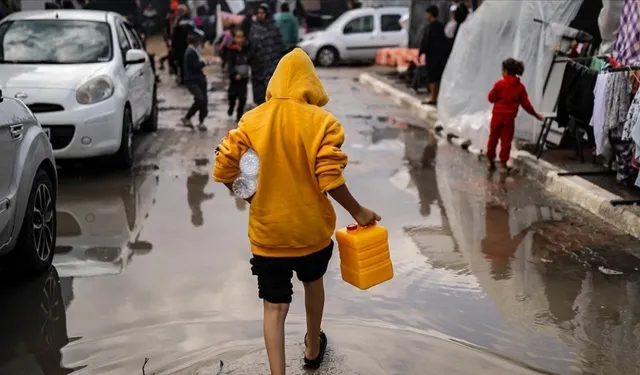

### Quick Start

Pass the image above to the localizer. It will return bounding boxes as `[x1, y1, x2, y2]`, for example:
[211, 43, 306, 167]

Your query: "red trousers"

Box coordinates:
[486, 115, 515, 162]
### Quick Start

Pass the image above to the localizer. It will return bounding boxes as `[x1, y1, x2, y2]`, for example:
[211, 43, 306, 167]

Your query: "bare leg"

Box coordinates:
[303, 278, 325, 359]
[427, 83, 440, 102]
[263, 301, 289, 375]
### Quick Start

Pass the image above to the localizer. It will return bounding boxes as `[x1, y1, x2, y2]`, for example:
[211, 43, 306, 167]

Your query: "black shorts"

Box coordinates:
[250, 241, 334, 304]
[426, 61, 444, 84]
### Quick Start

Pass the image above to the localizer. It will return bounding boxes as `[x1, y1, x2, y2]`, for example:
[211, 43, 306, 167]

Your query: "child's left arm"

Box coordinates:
[213, 122, 251, 185]
[316, 118, 348, 193]
[520, 89, 543, 120]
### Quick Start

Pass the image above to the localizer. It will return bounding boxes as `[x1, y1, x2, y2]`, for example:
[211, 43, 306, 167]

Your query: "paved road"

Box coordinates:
[3, 66, 640, 375]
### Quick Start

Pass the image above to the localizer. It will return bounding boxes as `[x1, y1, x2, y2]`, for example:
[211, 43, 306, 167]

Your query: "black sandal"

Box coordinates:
[303, 331, 328, 369]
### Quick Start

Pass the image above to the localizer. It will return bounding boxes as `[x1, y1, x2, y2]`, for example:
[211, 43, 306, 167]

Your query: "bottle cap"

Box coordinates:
[347, 224, 358, 231]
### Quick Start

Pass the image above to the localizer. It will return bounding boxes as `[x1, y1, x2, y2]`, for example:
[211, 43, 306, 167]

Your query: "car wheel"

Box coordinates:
[316, 46, 338, 67]
[6, 169, 56, 277]
[114, 106, 134, 169]
[141, 86, 158, 133]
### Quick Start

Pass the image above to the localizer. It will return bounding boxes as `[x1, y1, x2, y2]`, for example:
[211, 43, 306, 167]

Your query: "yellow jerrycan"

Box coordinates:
[336, 223, 393, 290]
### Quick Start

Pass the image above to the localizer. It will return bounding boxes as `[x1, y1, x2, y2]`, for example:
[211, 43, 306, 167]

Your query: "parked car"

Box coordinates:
[297, 6, 408, 67]
[0, 10, 158, 168]
[0, 90, 58, 276]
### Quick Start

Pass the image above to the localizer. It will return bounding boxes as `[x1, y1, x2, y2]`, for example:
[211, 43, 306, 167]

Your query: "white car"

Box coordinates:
[0, 10, 158, 168]
[298, 7, 409, 67]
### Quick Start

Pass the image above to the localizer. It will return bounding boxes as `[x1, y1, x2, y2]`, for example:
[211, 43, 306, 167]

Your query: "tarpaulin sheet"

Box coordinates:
[437, 1, 583, 150]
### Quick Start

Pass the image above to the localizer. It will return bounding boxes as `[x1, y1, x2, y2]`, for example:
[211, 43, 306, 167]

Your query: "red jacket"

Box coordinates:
[488, 75, 537, 119]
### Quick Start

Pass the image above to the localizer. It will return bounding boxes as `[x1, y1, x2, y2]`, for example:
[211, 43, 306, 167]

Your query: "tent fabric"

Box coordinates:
[598, 0, 625, 55]
[437, 0, 583, 150]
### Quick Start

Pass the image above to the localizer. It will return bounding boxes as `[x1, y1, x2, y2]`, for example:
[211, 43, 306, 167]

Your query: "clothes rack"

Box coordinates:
[536, 55, 600, 160]
[557, 66, 640, 205]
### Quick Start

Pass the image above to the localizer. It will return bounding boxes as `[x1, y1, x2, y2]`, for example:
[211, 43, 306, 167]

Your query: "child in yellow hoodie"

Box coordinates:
[213, 48, 380, 374]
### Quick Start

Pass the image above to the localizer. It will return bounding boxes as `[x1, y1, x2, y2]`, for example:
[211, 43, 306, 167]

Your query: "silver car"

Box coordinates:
[0, 89, 57, 276]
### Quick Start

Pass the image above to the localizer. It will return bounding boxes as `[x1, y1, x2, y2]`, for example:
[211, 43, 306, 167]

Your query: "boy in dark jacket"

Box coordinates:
[226, 28, 251, 121]
[181, 28, 211, 131]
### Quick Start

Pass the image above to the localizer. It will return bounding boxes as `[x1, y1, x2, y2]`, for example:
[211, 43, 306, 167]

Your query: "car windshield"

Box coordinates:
[0, 20, 112, 64]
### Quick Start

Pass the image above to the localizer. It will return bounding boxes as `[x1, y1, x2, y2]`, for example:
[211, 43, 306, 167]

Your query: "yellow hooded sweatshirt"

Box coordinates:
[213, 48, 348, 258]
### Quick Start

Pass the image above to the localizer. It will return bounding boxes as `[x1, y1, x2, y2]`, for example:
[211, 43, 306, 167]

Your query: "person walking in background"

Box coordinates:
[241, 6, 253, 38]
[486, 58, 544, 173]
[181, 28, 212, 131]
[276, 2, 299, 53]
[419, 5, 447, 106]
[226, 28, 251, 121]
[215, 24, 233, 69]
[172, 4, 193, 85]
[141, 2, 157, 37]
[453, 0, 470, 40]
[249, 3, 284, 105]
[159, 8, 177, 73]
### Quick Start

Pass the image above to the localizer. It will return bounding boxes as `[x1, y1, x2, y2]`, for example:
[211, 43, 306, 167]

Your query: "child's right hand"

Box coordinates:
[353, 206, 381, 227]
[536, 112, 544, 121]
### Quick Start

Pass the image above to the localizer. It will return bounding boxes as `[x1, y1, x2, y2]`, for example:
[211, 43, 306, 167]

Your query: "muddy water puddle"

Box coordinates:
[5, 69, 640, 374]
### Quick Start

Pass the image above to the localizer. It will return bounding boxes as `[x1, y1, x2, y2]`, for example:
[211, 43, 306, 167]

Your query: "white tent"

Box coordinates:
[437, 1, 584, 151]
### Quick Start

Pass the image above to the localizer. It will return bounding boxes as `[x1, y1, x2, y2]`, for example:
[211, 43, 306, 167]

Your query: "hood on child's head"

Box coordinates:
[266, 48, 329, 107]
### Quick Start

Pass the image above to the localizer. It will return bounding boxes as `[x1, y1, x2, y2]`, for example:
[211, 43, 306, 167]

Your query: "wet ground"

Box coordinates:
[5, 65, 640, 375]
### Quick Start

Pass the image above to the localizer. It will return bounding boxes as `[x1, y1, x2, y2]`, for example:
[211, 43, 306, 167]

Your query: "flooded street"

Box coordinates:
[5, 68, 640, 375]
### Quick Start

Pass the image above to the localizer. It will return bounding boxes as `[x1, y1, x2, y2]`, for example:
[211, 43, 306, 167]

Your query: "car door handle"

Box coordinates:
[139, 71, 144, 76]
[9, 124, 23, 140]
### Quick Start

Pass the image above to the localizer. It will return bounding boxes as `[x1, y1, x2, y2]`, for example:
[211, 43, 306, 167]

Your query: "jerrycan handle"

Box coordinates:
[346, 222, 376, 232]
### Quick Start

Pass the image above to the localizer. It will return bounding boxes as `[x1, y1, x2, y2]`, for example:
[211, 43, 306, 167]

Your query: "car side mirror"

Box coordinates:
[125, 49, 147, 65]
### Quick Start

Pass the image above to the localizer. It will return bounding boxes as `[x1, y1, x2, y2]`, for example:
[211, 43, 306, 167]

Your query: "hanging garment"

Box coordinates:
[605, 72, 631, 132]
[589, 57, 607, 71]
[591, 73, 610, 155]
[614, 0, 640, 66]
[623, 89, 640, 140]
[611, 123, 638, 186]
[557, 65, 598, 128]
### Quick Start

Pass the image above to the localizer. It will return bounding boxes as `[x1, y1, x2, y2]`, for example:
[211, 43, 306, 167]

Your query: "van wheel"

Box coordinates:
[141, 86, 158, 133]
[5, 169, 56, 277]
[317, 46, 338, 67]
[114, 106, 134, 169]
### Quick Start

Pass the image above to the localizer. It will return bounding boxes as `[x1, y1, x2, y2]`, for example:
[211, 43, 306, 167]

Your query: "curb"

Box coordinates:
[357, 72, 640, 240]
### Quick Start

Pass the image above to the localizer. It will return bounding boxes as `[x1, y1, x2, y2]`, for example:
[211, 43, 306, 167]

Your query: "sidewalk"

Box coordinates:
[358, 68, 640, 240]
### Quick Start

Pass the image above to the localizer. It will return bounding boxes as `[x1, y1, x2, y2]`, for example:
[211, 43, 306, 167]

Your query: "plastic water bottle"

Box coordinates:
[232, 175, 257, 199]
[232, 148, 259, 199]
[239, 148, 259, 176]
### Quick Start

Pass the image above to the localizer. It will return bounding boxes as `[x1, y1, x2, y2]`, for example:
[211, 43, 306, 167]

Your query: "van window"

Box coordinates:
[381, 14, 402, 32]
[343, 15, 374, 34]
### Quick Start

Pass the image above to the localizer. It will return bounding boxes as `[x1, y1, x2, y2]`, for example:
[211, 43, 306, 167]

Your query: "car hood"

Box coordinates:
[0, 63, 108, 90]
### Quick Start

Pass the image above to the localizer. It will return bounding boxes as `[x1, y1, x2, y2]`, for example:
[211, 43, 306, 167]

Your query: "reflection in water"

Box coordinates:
[187, 172, 215, 227]
[427, 139, 640, 374]
[0, 267, 76, 374]
[54, 171, 157, 278]
[481, 178, 528, 281]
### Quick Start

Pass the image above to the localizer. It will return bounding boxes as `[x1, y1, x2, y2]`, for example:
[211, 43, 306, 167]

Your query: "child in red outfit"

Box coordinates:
[486, 58, 543, 173]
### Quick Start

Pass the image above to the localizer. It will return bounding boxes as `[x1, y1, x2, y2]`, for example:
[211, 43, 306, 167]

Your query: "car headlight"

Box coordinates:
[76, 76, 114, 105]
